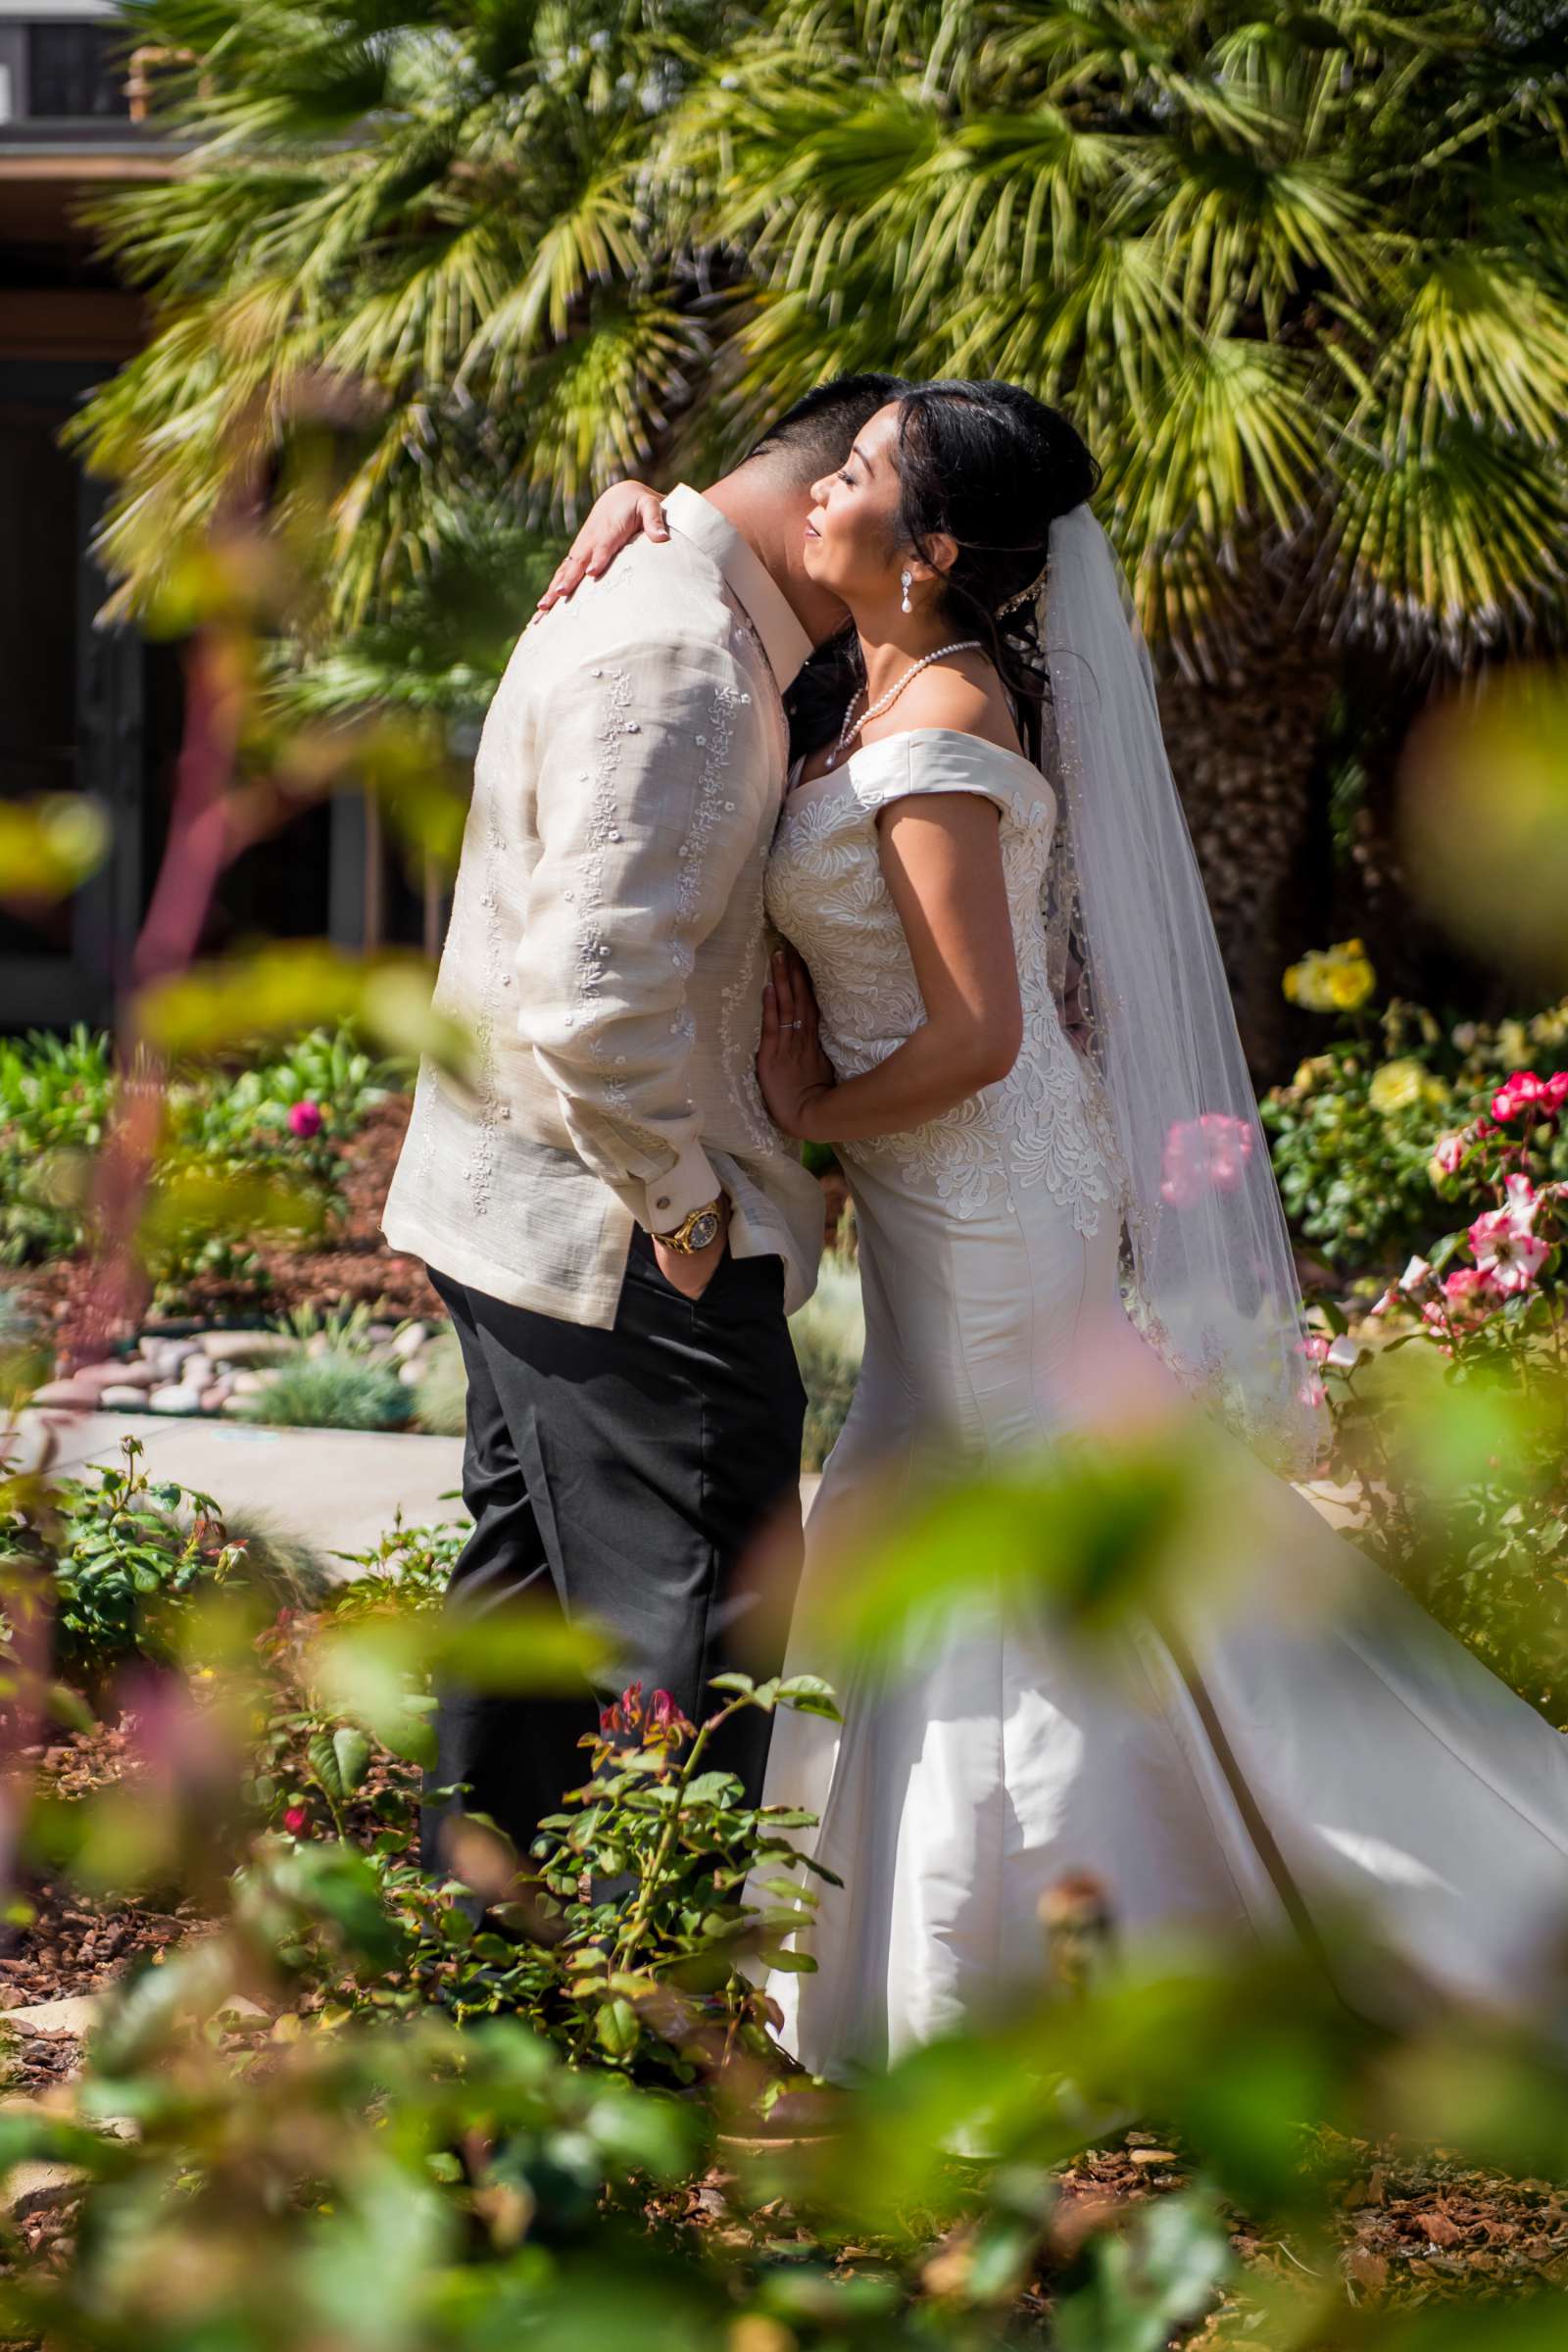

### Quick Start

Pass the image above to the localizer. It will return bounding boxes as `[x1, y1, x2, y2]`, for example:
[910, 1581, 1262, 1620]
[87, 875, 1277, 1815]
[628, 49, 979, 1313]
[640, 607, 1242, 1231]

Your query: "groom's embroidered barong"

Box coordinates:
[384, 485, 821, 1325]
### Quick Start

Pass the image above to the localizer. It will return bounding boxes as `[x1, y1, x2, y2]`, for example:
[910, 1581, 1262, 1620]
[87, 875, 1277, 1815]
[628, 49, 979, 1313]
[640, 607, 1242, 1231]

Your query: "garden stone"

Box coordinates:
[197, 1331, 293, 1368]
[101, 1358, 157, 1390]
[227, 1370, 270, 1396]
[398, 1355, 426, 1387]
[5, 2159, 85, 2217]
[96, 1385, 152, 1412]
[306, 1334, 331, 1359]
[28, 1380, 98, 1411]
[200, 1382, 232, 1413]
[390, 1322, 428, 1361]
[368, 1323, 395, 1345]
[75, 1360, 150, 1396]
[150, 1384, 204, 1414]
[6, 1993, 99, 2038]
[183, 1355, 217, 1395]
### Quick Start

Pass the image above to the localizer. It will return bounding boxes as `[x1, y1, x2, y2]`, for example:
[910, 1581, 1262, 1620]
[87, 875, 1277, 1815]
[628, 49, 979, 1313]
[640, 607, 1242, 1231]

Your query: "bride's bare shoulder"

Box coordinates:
[860, 652, 1023, 757]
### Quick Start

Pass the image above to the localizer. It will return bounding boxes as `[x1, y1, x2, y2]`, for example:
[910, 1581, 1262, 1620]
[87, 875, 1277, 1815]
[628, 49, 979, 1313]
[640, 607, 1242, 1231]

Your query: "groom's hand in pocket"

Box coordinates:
[653, 1196, 731, 1300]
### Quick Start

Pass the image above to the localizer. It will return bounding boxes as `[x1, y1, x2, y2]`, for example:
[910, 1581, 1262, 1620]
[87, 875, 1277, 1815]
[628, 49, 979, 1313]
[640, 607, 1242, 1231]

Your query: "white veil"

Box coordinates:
[1039, 506, 1327, 1476]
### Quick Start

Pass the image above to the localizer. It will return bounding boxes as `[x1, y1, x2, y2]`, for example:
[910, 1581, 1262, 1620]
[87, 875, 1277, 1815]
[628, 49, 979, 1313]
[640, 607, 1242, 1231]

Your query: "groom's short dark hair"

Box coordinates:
[746, 373, 911, 480]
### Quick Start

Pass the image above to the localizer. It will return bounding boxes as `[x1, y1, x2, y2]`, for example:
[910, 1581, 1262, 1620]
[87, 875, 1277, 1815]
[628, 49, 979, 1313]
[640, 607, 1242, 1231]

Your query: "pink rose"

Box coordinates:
[288, 1099, 323, 1139]
[283, 1804, 309, 1835]
[1503, 1172, 1540, 1221]
[1443, 1267, 1489, 1302]
[1433, 1134, 1467, 1177]
[1469, 1207, 1548, 1296]
[1547, 1072, 1568, 1112]
[1301, 1333, 1333, 1364]
[1159, 1113, 1254, 1206]
[1493, 1071, 1544, 1123]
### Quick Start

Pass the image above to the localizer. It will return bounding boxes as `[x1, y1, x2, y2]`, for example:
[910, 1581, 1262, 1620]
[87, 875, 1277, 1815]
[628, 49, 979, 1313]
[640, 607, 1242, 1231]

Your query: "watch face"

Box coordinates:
[686, 1209, 721, 1252]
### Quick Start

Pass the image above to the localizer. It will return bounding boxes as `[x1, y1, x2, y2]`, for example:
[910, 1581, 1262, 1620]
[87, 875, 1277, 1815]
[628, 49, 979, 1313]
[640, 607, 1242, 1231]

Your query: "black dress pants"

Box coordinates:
[420, 1234, 808, 1883]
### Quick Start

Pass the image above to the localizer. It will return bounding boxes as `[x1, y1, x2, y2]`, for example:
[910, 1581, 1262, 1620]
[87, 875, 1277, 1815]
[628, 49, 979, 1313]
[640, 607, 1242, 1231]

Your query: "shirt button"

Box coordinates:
[656, 1196, 670, 1210]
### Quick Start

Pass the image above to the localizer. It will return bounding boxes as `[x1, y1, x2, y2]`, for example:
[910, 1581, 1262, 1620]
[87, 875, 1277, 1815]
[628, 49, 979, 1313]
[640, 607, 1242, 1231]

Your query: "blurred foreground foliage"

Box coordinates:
[0, 1404, 1563, 2344]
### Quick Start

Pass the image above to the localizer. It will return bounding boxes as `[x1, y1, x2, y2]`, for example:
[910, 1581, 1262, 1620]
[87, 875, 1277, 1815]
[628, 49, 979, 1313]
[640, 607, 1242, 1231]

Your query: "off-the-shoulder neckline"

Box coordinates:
[784, 726, 1047, 813]
[847, 725, 1042, 776]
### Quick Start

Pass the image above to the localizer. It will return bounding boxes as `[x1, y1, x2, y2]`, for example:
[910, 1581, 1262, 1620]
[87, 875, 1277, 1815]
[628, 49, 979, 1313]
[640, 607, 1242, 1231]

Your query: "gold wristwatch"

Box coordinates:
[654, 1197, 725, 1254]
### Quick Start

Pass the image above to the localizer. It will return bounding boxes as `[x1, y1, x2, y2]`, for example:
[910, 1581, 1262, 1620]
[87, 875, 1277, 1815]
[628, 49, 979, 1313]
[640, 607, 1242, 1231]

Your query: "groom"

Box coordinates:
[383, 374, 906, 1908]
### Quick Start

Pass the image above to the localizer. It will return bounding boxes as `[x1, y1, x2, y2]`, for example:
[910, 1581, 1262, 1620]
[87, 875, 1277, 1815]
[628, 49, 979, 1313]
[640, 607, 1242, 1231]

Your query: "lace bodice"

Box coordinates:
[765, 728, 1118, 1231]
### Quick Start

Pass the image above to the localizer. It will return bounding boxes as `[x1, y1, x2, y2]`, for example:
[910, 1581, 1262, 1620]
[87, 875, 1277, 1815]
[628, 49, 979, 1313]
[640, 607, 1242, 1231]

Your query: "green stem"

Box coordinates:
[612, 1694, 749, 1977]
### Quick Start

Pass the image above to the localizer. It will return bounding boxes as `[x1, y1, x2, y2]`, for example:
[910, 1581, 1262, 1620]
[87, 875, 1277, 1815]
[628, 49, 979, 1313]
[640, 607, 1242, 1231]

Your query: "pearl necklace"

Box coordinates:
[823, 639, 983, 769]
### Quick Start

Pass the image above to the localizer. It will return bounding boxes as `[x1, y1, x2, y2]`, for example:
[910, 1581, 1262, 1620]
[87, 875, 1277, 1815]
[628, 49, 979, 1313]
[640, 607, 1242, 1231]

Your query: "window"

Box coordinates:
[26, 23, 127, 119]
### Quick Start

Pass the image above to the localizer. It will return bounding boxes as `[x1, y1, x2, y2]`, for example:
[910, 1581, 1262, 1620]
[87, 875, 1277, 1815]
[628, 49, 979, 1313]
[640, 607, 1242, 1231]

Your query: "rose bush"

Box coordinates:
[1313, 1091, 1568, 1727]
[1261, 955, 1568, 1274]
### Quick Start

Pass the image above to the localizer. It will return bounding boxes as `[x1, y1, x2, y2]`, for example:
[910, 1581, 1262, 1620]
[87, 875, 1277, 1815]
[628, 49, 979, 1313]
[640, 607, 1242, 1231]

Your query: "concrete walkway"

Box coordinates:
[21, 1409, 468, 1566]
[19, 1404, 1353, 1570]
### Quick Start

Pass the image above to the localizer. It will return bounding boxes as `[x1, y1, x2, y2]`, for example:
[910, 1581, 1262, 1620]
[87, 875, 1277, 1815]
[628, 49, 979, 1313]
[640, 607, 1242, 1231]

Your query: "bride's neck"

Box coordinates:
[853, 608, 984, 703]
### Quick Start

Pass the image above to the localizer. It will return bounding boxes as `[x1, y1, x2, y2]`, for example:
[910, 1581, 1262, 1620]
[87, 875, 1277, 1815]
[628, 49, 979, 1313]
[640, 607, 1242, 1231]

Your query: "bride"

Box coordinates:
[550, 379, 1568, 2079]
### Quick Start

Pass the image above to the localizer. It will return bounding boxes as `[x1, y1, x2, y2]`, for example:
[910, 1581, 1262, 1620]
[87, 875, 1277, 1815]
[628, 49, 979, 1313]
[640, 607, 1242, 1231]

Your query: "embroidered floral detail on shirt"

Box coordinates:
[674, 682, 741, 945]
[721, 871, 780, 1152]
[463, 796, 509, 1216]
[575, 666, 635, 1117]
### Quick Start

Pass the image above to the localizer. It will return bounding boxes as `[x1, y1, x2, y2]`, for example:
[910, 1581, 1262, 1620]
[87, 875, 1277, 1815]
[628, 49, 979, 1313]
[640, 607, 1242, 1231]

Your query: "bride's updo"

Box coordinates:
[892, 377, 1099, 649]
[785, 378, 1099, 764]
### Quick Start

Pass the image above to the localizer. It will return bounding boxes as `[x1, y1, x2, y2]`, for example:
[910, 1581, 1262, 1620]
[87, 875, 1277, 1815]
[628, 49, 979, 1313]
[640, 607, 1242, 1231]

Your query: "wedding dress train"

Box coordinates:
[757, 727, 1568, 2081]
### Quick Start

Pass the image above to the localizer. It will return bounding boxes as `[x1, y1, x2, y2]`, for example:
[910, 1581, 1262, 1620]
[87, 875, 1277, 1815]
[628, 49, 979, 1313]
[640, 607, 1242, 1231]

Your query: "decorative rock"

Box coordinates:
[96, 1386, 153, 1412]
[199, 1379, 232, 1413]
[390, 1321, 429, 1362]
[398, 1356, 426, 1388]
[227, 1370, 270, 1397]
[149, 1384, 204, 1414]
[7, 1993, 99, 2038]
[183, 1355, 216, 1394]
[306, 1333, 331, 1360]
[196, 1331, 293, 1367]
[146, 1340, 196, 1383]
[28, 1380, 98, 1411]
[6, 2160, 85, 2216]
[75, 1359, 151, 1396]
[367, 1323, 396, 1345]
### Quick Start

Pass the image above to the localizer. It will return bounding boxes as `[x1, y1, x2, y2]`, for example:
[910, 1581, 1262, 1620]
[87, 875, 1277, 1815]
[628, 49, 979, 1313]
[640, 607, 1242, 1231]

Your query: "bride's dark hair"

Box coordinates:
[786, 378, 1100, 765]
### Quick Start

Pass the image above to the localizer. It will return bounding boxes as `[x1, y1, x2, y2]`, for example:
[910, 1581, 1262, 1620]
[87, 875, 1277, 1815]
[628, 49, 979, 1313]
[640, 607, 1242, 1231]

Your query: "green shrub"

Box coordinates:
[0, 1437, 247, 1684]
[0, 1025, 114, 1264]
[236, 1350, 412, 1431]
[412, 1326, 466, 1435]
[1263, 996, 1568, 1276]
[0, 1026, 392, 1272]
[790, 1236, 862, 1471]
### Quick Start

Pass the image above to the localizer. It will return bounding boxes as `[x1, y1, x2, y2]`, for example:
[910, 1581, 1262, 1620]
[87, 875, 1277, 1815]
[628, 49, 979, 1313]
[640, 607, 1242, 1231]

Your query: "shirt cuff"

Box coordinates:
[634, 1144, 722, 1236]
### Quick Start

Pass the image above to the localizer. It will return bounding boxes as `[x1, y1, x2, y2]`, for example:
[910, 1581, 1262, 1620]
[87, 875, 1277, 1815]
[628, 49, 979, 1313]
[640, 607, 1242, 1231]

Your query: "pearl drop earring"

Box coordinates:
[900, 568, 913, 614]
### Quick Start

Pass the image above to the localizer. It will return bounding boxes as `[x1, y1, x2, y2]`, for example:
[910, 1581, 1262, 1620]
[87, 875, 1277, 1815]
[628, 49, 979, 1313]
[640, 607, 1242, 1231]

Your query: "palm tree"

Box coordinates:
[74, 0, 1568, 1054]
[82, 0, 1568, 662]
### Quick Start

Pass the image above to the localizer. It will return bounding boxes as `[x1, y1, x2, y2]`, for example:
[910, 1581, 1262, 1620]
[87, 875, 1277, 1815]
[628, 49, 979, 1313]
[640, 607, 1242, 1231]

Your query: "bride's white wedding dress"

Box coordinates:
[758, 725, 1568, 2080]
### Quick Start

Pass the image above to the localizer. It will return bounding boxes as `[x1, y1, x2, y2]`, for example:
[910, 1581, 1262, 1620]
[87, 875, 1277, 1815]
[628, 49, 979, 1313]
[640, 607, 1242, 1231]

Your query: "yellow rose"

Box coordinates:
[1283, 940, 1376, 1017]
[1368, 1057, 1426, 1115]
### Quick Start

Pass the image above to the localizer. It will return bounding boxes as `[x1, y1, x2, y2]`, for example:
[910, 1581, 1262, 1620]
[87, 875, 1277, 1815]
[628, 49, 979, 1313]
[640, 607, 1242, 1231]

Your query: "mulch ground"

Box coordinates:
[3, 1723, 1563, 2343]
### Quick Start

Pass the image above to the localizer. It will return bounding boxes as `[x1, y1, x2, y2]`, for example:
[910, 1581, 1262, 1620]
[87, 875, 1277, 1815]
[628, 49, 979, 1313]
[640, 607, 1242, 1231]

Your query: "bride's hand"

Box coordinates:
[759, 946, 836, 1142]
[532, 481, 668, 617]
